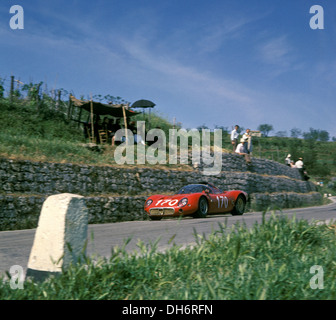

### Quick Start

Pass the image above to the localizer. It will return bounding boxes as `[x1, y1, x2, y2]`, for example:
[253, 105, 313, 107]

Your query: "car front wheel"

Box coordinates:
[193, 197, 208, 218]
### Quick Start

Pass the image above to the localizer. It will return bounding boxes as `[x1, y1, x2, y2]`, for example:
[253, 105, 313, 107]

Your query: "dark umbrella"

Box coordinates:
[131, 99, 156, 108]
[131, 99, 156, 129]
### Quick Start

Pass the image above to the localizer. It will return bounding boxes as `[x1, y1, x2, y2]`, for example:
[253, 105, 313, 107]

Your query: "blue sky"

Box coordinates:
[1, 0, 336, 138]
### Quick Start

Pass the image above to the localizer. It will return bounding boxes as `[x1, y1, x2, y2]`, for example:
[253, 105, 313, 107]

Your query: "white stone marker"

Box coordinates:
[26, 193, 88, 280]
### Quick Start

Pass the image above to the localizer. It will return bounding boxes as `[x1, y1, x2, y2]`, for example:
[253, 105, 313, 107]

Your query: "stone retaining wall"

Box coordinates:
[0, 192, 322, 231]
[0, 156, 313, 196]
[0, 155, 321, 231]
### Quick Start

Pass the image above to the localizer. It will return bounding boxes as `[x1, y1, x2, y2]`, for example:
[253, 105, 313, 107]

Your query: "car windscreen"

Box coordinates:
[176, 184, 206, 195]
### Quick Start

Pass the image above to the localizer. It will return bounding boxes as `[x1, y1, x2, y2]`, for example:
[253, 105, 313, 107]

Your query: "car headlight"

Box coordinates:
[145, 199, 153, 208]
[178, 198, 188, 207]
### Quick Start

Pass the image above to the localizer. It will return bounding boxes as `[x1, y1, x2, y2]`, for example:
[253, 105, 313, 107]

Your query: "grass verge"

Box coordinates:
[1, 213, 336, 300]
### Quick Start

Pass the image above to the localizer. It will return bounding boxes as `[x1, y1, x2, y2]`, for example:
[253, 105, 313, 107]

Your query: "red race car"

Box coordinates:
[144, 182, 248, 220]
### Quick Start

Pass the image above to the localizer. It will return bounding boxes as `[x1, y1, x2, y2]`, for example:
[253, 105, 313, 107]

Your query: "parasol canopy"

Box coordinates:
[131, 99, 156, 108]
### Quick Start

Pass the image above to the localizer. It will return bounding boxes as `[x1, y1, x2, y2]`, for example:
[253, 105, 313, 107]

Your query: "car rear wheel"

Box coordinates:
[231, 194, 246, 216]
[193, 197, 208, 218]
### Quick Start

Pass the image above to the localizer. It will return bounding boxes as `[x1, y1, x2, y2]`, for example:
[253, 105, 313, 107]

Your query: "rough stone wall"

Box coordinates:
[0, 156, 313, 196]
[0, 154, 321, 231]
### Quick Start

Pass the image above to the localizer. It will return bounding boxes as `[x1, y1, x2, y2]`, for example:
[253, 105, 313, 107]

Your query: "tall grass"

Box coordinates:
[1, 214, 336, 300]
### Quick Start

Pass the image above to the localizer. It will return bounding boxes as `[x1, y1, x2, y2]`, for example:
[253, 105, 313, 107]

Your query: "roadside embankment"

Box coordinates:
[0, 155, 321, 230]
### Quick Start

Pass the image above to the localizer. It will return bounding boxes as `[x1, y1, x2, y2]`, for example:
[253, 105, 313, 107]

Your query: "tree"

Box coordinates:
[275, 130, 287, 137]
[22, 81, 43, 101]
[290, 127, 302, 138]
[0, 78, 5, 98]
[214, 125, 229, 134]
[318, 130, 330, 142]
[303, 128, 330, 141]
[197, 124, 209, 131]
[257, 124, 274, 137]
[303, 128, 319, 141]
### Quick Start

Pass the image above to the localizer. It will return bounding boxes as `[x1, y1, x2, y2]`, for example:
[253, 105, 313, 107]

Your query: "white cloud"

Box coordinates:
[119, 35, 256, 105]
[257, 35, 301, 76]
[260, 36, 291, 63]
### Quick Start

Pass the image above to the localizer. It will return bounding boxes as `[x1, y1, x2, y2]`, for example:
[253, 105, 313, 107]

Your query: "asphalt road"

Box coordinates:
[1, 197, 335, 276]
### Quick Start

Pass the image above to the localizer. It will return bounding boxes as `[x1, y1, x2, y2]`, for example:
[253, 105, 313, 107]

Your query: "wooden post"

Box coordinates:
[77, 106, 83, 129]
[67, 95, 72, 121]
[122, 105, 128, 145]
[148, 107, 151, 130]
[10, 75, 14, 103]
[55, 90, 61, 110]
[90, 96, 95, 143]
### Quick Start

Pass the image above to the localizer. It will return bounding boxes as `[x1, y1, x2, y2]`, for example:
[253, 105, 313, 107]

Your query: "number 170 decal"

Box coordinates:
[216, 196, 228, 208]
[155, 199, 179, 206]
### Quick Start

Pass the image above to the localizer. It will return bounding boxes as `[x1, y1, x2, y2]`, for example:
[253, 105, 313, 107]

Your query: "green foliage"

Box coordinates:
[303, 128, 330, 142]
[1, 79, 335, 177]
[0, 95, 179, 166]
[254, 135, 336, 177]
[0, 99, 82, 142]
[1, 214, 336, 300]
[257, 124, 274, 137]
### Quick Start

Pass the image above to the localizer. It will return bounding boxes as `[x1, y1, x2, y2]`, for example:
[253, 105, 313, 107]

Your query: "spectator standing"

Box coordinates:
[230, 125, 240, 152]
[242, 129, 253, 154]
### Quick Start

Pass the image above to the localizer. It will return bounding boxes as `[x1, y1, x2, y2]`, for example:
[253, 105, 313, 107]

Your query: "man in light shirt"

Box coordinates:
[230, 125, 239, 152]
[242, 128, 253, 154]
[295, 157, 308, 180]
[295, 157, 304, 169]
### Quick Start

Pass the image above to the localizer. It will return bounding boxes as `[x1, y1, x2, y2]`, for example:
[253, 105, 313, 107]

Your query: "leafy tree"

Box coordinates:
[290, 127, 302, 138]
[275, 130, 287, 137]
[258, 124, 274, 137]
[303, 128, 330, 141]
[215, 125, 229, 134]
[303, 128, 319, 141]
[22, 81, 43, 101]
[197, 124, 209, 130]
[318, 130, 330, 142]
[288, 138, 302, 161]
[302, 139, 317, 168]
[0, 78, 5, 98]
[93, 94, 130, 105]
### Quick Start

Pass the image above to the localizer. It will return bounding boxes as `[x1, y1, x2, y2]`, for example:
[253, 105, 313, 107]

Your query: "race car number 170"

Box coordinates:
[155, 199, 179, 206]
[216, 196, 228, 208]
